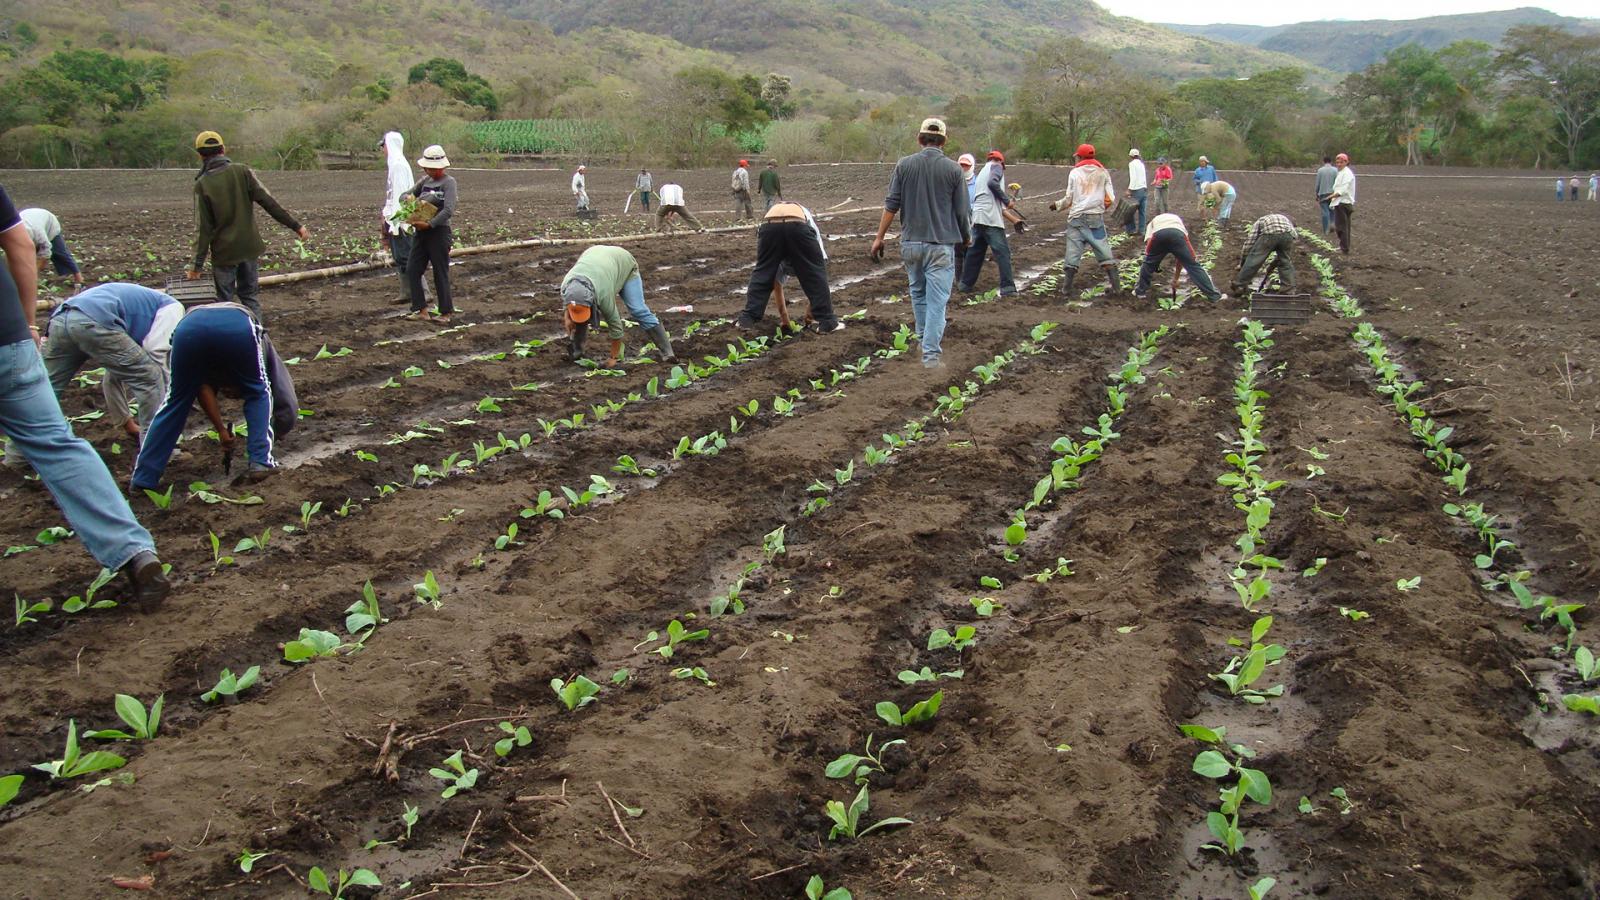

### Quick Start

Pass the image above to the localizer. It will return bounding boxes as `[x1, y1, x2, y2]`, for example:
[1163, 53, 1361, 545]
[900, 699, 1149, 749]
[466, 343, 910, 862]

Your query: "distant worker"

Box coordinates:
[955, 153, 978, 290]
[378, 131, 415, 304]
[1231, 213, 1298, 297]
[655, 181, 705, 232]
[1590, 172, 1598, 201]
[731, 160, 755, 221]
[43, 283, 183, 444]
[561, 246, 676, 367]
[572, 164, 589, 212]
[0, 185, 169, 606]
[1329, 153, 1356, 254]
[131, 301, 296, 491]
[1152, 157, 1174, 214]
[1125, 148, 1148, 235]
[758, 160, 783, 212]
[1556, 177, 1567, 201]
[958, 151, 1017, 298]
[19, 208, 85, 290]
[187, 130, 309, 323]
[1201, 179, 1236, 224]
[400, 145, 457, 322]
[1193, 155, 1217, 195]
[1133, 212, 1224, 303]
[1314, 156, 1338, 234]
[1046, 142, 1120, 298]
[868, 117, 970, 370]
[737, 201, 842, 333]
[635, 169, 653, 212]
[1569, 176, 1581, 202]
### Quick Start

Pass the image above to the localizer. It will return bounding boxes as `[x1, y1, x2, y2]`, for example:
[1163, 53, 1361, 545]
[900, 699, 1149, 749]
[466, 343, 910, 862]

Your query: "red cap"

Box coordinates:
[1335, 152, 1349, 163]
[739, 159, 749, 167]
[987, 150, 1005, 163]
[1075, 143, 1096, 159]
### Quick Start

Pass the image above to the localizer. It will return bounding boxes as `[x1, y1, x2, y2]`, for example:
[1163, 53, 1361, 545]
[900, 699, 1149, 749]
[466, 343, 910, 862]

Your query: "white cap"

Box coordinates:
[958, 153, 975, 168]
[919, 117, 947, 136]
[1129, 148, 1141, 158]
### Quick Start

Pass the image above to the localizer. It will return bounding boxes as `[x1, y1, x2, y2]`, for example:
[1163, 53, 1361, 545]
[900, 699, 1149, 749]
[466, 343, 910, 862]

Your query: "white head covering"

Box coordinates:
[382, 132, 415, 236]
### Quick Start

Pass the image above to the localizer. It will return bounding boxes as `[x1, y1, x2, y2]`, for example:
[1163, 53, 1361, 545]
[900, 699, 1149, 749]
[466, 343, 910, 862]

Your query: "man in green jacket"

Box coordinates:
[758, 160, 783, 212]
[561, 246, 676, 367]
[185, 130, 309, 321]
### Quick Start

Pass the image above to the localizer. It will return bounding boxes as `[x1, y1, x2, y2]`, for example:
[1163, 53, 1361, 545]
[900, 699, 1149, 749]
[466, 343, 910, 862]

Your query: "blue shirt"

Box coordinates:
[54, 283, 178, 345]
[0, 186, 30, 347]
[1193, 165, 1217, 189]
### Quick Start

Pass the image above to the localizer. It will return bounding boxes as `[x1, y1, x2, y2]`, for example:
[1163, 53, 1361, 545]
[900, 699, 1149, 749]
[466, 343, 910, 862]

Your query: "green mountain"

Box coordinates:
[1163, 6, 1600, 73]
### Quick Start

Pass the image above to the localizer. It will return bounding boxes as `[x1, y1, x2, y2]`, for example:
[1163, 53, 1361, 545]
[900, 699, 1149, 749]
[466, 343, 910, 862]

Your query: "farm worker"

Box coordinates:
[1314, 156, 1338, 234]
[1231, 213, 1298, 297]
[636, 169, 653, 212]
[186, 130, 310, 323]
[1045, 142, 1120, 298]
[1569, 176, 1581, 202]
[400, 145, 458, 323]
[1133, 212, 1224, 302]
[572, 165, 589, 212]
[1589, 172, 1597, 201]
[19, 208, 85, 289]
[654, 182, 705, 232]
[1192, 155, 1216, 194]
[736, 201, 842, 334]
[954, 153, 977, 290]
[1555, 177, 1566, 201]
[0, 184, 170, 606]
[378, 131, 415, 304]
[1329, 153, 1356, 254]
[958, 150, 1018, 298]
[1125, 148, 1148, 235]
[759, 160, 783, 212]
[731, 160, 755, 221]
[869, 117, 971, 370]
[560, 246, 677, 367]
[1152, 156, 1174, 214]
[1201, 179, 1236, 224]
[43, 283, 183, 442]
[131, 301, 297, 491]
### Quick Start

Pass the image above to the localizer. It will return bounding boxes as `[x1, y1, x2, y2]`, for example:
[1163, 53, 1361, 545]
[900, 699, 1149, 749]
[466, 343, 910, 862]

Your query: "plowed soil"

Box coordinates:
[1, 163, 1598, 899]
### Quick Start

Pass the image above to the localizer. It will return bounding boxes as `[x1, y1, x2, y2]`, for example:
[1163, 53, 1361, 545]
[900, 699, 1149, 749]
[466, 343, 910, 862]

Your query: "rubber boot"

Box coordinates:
[1057, 267, 1078, 298]
[1102, 262, 1122, 297]
[567, 323, 588, 362]
[645, 323, 677, 362]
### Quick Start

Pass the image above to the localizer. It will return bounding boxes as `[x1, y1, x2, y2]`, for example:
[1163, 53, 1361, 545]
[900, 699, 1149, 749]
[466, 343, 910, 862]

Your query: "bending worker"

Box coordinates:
[1231, 213, 1298, 296]
[20, 207, 86, 290]
[561, 246, 677, 367]
[1201, 179, 1236, 224]
[131, 302, 297, 490]
[736, 201, 842, 334]
[1133, 212, 1224, 303]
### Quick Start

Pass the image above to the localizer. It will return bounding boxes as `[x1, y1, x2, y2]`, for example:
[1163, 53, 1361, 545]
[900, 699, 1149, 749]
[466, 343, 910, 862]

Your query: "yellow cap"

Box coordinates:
[194, 131, 224, 151]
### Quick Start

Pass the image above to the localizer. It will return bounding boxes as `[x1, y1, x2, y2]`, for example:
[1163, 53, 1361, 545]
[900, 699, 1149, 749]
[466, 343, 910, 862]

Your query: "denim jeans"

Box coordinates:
[959, 225, 1015, 295]
[639, 190, 651, 211]
[1127, 188, 1148, 234]
[0, 339, 155, 570]
[44, 310, 168, 431]
[1318, 199, 1333, 234]
[48, 234, 80, 276]
[1218, 189, 1236, 222]
[618, 275, 660, 329]
[901, 241, 955, 363]
[1064, 215, 1115, 270]
[212, 260, 262, 322]
[1153, 185, 1168, 214]
[388, 231, 413, 275]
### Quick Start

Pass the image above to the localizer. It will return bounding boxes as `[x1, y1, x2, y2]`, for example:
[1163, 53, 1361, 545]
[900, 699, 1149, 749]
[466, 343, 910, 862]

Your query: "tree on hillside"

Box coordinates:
[760, 73, 794, 120]
[407, 57, 499, 115]
[1340, 46, 1457, 165]
[12, 49, 170, 126]
[1013, 38, 1130, 151]
[654, 66, 768, 162]
[1496, 25, 1600, 167]
[1178, 68, 1306, 166]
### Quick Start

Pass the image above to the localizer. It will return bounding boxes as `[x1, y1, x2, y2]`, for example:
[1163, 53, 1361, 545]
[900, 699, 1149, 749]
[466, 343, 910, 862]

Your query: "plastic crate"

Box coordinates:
[1248, 292, 1313, 326]
[163, 278, 218, 307]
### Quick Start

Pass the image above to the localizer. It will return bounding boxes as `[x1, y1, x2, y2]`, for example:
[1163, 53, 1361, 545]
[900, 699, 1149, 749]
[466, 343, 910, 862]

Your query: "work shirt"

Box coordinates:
[971, 161, 1009, 229]
[732, 167, 750, 192]
[1128, 158, 1147, 191]
[1203, 180, 1235, 202]
[758, 168, 781, 196]
[765, 202, 826, 260]
[1143, 213, 1187, 241]
[562, 246, 639, 341]
[1193, 164, 1217, 190]
[19, 208, 61, 258]
[52, 283, 181, 349]
[403, 173, 457, 228]
[0, 186, 31, 346]
[1245, 215, 1295, 243]
[636, 172, 652, 191]
[884, 146, 971, 245]
[192, 156, 302, 270]
[1331, 168, 1356, 206]
[1057, 161, 1115, 219]
[658, 184, 685, 206]
[572, 171, 586, 194]
[1153, 164, 1173, 186]
[381, 132, 415, 235]
[1314, 164, 1337, 199]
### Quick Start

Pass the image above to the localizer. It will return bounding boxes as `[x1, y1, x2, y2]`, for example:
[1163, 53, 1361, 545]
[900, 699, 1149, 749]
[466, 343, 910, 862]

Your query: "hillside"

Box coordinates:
[1164, 6, 1600, 72]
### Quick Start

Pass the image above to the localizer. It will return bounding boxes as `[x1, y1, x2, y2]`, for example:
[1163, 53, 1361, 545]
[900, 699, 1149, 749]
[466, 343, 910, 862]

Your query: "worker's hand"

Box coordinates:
[297, 225, 310, 240]
[185, 270, 202, 281]
[123, 419, 142, 439]
[1047, 201, 1057, 212]
[29, 326, 43, 350]
[869, 237, 885, 262]
[604, 357, 619, 369]
[414, 221, 430, 231]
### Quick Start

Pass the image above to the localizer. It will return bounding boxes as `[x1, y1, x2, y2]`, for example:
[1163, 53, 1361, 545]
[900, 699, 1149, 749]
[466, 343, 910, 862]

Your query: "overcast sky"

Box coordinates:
[1104, 1, 1595, 27]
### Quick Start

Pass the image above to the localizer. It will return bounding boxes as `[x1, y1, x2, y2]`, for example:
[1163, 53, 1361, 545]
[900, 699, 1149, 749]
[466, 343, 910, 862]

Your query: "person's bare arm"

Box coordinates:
[1, 222, 40, 342]
[869, 209, 896, 261]
[198, 386, 232, 445]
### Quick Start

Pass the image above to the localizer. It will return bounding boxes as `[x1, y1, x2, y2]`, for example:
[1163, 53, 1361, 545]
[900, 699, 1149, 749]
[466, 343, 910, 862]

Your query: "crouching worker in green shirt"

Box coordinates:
[560, 246, 676, 367]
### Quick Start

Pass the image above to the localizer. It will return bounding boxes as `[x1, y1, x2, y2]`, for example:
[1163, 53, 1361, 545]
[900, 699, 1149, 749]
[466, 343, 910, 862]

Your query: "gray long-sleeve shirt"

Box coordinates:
[1314, 164, 1337, 200]
[404, 173, 457, 228]
[884, 146, 970, 245]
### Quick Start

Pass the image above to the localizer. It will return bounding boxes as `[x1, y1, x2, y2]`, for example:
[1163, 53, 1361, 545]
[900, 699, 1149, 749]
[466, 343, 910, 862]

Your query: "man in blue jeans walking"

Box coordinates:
[0, 185, 169, 606]
[870, 117, 971, 369]
[1314, 156, 1337, 234]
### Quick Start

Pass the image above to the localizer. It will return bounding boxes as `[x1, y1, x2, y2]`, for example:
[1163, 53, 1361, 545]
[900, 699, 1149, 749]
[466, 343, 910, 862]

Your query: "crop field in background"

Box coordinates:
[0, 164, 1598, 898]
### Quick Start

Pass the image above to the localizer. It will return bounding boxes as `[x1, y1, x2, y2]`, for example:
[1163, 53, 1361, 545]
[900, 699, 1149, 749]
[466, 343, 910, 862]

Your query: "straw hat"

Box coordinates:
[417, 145, 450, 168]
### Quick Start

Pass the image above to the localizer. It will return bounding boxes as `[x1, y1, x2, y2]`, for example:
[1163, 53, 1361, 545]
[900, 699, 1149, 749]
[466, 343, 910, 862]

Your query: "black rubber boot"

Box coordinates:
[567, 323, 588, 362]
[123, 550, 171, 610]
[645, 323, 677, 362]
[1058, 267, 1078, 298]
[1102, 263, 1122, 296]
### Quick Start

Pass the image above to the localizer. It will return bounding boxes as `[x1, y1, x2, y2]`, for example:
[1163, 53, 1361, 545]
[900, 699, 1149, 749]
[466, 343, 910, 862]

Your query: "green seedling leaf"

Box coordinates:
[237, 850, 270, 873]
[551, 675, 602, 711]
[0, 774, 23, 809]
[202, 666, 261, 702]
[284, 628, 343, 662]
[1564, 694, 1600, 716]
[1396, 576, 1421, 592]
[1339, 607, 1370, 622]
[494, 721, 533, 757]
[979, 575, 1002, 589]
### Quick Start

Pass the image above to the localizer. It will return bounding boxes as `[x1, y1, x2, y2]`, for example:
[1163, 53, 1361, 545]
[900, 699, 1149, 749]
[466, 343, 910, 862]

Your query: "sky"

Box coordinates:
[1099, 1, 1597, 27]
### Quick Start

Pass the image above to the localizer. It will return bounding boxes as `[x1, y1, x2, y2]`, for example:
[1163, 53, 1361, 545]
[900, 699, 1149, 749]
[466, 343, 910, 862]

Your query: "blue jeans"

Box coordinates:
[1065, 215, 1114, 270]
[1318, 198, 1332, 233]
[1127, 188, 1148, 234]
[0, 339, 155, 570]
[618, 275, 659, 329]
[901, 241, 955, 363]
[1218, 189, 1236, 222]
[48, 234, 80, 276]
[959, 225, 1015, 295]
[638, 190, 651, 211]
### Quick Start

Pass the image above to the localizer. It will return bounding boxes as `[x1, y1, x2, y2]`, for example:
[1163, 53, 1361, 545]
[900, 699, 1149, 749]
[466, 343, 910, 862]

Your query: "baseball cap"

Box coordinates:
[919, 117, 947, 136]
[1075, 143, 1096, 159]
[957, 153, 975, 168]
[194, 131, 224, 151]
[739, 159, 749, 167]
[562, 277, 595, 323]
[987, 150, 1005, 163]
[1335, 153, 1349, 163]
[1129, 148, 1141, 158]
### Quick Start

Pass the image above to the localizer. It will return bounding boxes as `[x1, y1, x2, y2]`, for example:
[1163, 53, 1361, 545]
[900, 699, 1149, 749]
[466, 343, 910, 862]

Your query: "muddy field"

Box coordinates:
[1, 162, 1598, 899]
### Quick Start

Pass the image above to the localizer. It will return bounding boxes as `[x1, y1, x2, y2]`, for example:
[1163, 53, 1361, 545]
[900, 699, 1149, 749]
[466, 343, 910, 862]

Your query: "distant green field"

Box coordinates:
[470, 120, 769, 155]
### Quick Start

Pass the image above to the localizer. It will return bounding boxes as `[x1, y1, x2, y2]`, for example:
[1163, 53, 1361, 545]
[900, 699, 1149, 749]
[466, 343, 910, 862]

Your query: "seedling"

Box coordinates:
[969, 596, 1002, 617]
[1575, 646, 1597, 683]
[979, 575, 1002, 589]
[876, 690, 944, 726]
[234, 528, 272, 554]
[611, 668, 631, 684]
[1339, 607, 1370, 622]
[1004, 515, 1027, 547]
[654, 619, 709, 659]
[1184, 723, 1271, 856]
[284, 628, 344, 662]
[345, 581, 385, 637]
[1395, 576, 1421, 592]
[36, 526, 71, 545]
[33, 720, 127, 779]
[495, 721, 533, 757]
[1249, 877, 1277, 900]
[84, 693, 164, 740]
[414, 570, 442, 607]
[1564, 694, 1600, 715]
[522, 490, 565, 520]
[14, 594, 52, 627]
[1302, 557, 1327, 578]
[308, 866, 380, 899]
[762, 525, 787, 562]
[826, 734, 906, 785]
[833, 460, 855, 486]
[897, 667, 963, 683]
[671, 666, 716, 686]
[1329, 787, 1355, 814]
[551, 675, 602, 711]
[429, 750, 479, 799]
[208, 531, 235, 568]
[823, 784, 912, 841]
[143, 485, 175, 509]
[1210, 617, 1286, 705]
[927, 626, 976, 651]
[805, 875, 853, 900]
[61, 568, 117, 614]
[365, 802, 421, 849]
[202, 666, 261, 702]
[708, 578, 745, 617]
[1026, 558, 1074, 583]
[236, 850, 270, 873]
[611, 455, 657, 477]
[495, 522, 521, 550]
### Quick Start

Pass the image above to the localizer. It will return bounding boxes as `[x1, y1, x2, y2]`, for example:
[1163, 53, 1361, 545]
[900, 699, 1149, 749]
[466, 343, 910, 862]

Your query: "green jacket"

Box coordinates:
[192, 157, 302, 269]
[758, 168, 781, 196]
[562, 246, 639, 340]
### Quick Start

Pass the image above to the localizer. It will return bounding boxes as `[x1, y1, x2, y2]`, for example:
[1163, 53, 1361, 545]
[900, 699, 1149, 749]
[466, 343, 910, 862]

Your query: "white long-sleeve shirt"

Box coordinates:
[658, 183, 685, 206]
[1056, 162, 1115, 218]
[380, 132, 414, 235]
[732, 167, 750, 192]
[1128, 158, 1147, 191]
[571, 171, 586, 195]
[1331, 167, 1356, 206]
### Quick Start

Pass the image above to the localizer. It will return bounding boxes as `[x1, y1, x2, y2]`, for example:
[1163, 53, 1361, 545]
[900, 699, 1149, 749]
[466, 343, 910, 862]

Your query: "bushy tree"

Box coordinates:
[407, 57, 499, 115]
[1496, 25, 1600, 167]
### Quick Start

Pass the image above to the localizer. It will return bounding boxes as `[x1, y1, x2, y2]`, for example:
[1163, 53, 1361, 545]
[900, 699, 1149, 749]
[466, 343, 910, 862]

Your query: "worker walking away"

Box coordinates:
[1133, 212, 1224, 303]
[378, 131, 415, 304]
[1193, 155, 1216, 196]
[1555, 177, 1567, 201]
[1314, 156, 1337, 234]
[635, 169, 653, 212]
[732, 160, 755, 221]
[1329, 153, 1356, 254]
[1125, 148, 1148, 235]
[1569, 176, 1581, 202]
[955, 153, 977, 289]
[1201, 179, 1236, 224]
[561, 246, 676, 367]
[737, 201, 841, 334]
[1046, 143, 1121, 298]
[869, 117, 970, 370]
[0, 185, 170, 606]
[401, 145, 458, 322]
[1152, 157, 1173, 214]
[655, 181, 705, 232]
[759, 160, 783, 212]
[1589, 172, 1597, 201]
[572, 165, 589, 212]
[131, 302, 296, 491]
[958, 151, 1018, 297]
[1231, 214, 1298, 297]
[42, 283, 183, 447]
[19, 208, 85, 291]
[187, 130, 309, 323]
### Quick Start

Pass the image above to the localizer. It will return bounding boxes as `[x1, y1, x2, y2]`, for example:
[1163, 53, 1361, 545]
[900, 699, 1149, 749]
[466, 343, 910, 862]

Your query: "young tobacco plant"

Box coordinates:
[876, 690, 944, 727]
[1182, 724, 1272, 856]
[551, 675, 602, 711]
[651, 619, 709, 659]
[308, 866, 380, 899]
[805, 875, 853, 900]
[826, 734, 906, 785]
[345, 581, 385, 637]
[284, 628, 344, 662]
[495, 721, 533, 757]
[33, 720, 126, 779]
[1210, 616, 1286, 704]
[928, 626, 976, 651]
[429, 750, 479, 798]
[84, 694, 164, 740]
[824, 784, 912, 841]
[202, 666, 261, 702]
